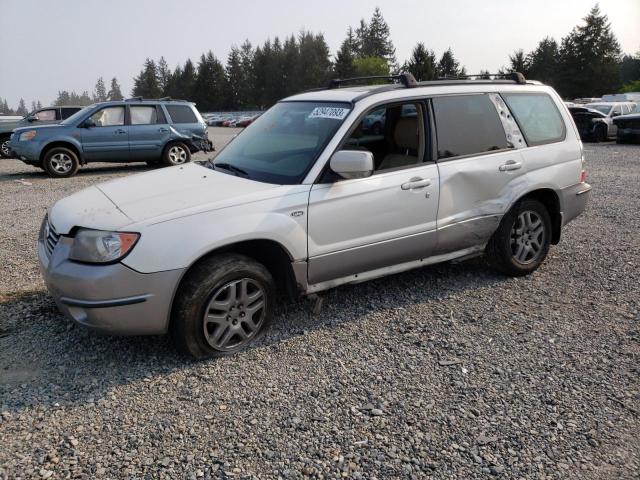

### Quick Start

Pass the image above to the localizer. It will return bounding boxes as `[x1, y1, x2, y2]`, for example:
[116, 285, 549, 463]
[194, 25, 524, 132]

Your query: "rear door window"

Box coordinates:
[130, 106, 158, 125]
[502, 93, 566, 146]
[166, 105, 198, 124]
[432, 94, 509, 160]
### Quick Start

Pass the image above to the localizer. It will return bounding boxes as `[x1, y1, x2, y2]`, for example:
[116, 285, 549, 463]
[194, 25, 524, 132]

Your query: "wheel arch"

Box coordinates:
[171, 238, 300, 316]
[40, 140, 83, 164]
[515, 188, 562, 244]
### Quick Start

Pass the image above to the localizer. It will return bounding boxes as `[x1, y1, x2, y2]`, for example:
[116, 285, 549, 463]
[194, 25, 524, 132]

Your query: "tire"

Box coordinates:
[162, 142, 191, 166]
[43, 147, 79, 178]
[486, 199, 552, 277]
[594, 125, 607, 143]
[0, 136, 12, 159]
[171, 253, 275, 359]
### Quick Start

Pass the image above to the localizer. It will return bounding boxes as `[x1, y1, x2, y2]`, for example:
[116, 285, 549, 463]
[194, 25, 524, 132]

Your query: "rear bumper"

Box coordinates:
[38, 236, 184, 335]
[560, 182, 591, 226]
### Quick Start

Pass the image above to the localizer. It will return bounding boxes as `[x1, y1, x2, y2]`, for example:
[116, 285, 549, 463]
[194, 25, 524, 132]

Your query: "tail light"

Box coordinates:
[580, 169, 588, 183]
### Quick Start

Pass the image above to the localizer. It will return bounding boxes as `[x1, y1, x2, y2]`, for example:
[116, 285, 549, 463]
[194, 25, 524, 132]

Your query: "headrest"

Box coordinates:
[394, 117, 419, 150]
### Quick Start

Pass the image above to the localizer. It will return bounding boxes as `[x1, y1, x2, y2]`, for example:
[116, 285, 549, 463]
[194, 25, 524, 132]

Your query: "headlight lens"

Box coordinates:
[19, 130, 37, 141]
[69, 229, 140, 263]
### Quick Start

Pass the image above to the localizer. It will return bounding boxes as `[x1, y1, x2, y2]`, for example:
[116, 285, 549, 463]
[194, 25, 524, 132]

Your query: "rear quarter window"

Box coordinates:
[165, 105, 198, 124]
[502, 93, 566, 146]
[432, 94, 510, 160]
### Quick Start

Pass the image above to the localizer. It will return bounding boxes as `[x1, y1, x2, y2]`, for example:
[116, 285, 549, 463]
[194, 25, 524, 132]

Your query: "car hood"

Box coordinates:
[49, 163, 285, 233]
[13, 123, 64, 135]
[97, 162, 284, 223]
[613, 113, 640, 123]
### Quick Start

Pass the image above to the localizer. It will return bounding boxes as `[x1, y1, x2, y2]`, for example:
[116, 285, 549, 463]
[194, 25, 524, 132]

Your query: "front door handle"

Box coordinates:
[115, 129, 127, 135]
[499, 160, 522, 172]
[158, 127, 169, 133]
[401, 177, 432, 190]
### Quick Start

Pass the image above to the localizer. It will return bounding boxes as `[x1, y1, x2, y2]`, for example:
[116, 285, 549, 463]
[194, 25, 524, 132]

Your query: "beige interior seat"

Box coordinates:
[377, 117, 420, 171]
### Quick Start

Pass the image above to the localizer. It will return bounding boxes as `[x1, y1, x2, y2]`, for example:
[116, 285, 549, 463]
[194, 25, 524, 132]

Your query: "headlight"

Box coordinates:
[69, 228, 140, 263]
[19, 130, 37, 141]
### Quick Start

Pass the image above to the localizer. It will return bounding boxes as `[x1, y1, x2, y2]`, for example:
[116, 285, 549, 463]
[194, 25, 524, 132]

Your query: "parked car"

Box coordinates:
[38, 73, 590, 358]
[0, 106, 82, 159]
[612, 104, 640, 143]
[569, 102, 636, 141]
[235, 115, 259, 128]
[10, 98, 212, 177]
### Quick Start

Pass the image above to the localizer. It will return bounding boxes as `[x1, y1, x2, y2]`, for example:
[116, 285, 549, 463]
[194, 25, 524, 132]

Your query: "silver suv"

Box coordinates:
[38, 73, 591, 358]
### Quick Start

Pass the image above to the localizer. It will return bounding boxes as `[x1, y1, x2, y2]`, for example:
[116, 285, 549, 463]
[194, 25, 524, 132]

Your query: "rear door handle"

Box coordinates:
[401, 177, 432, 190]
[158, 127, 169, 133]
[115, 129, 127, 135]
[499, 161, 522, 172]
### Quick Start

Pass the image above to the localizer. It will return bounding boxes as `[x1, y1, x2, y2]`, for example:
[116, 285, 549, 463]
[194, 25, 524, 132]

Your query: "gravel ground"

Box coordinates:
[0, 140, 638, 479]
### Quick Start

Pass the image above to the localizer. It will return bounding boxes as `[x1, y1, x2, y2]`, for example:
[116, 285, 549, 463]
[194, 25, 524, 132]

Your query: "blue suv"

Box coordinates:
[10, 98, 212, 177]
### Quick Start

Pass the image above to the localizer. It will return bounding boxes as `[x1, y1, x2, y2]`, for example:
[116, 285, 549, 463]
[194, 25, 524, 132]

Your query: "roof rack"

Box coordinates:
[434, 72, 527, 84]
[124, 96, 190, 102]
[328, 73, 418, 89]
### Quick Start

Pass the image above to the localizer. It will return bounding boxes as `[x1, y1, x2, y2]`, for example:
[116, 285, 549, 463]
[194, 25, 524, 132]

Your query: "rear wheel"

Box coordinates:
[163, 142, 191, 166]
[486, 199, 551, 276]
[594, 125, 608, 143]
[43, 147, 79, 178]
[0, 136, 12, 158]
[171, 254, 275, 359]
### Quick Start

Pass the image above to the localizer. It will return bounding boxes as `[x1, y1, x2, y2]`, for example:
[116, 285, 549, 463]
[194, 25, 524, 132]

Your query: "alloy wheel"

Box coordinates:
[510, 210, 545, 265]
[49, 153, 73, 174]
[1, 140, 11, 157]
[168, 145, 187, 164]
[203, 278, 266, 351]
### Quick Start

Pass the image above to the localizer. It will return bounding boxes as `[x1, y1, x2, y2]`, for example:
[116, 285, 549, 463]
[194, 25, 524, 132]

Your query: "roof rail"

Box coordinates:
[434, 72, 527, 84]
[124, 96, 190, 102]
[125, 96, 144, 101]
[328, 73, 418, 89]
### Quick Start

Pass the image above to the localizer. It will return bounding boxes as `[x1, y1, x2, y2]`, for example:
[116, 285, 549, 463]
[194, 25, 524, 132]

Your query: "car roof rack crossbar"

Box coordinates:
[434, 72, 526, 84]
[328, 73, 418, 89]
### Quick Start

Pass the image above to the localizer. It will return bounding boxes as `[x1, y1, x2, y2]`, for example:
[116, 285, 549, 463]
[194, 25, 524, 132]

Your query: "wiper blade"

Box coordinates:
[212, 162, 249, 178]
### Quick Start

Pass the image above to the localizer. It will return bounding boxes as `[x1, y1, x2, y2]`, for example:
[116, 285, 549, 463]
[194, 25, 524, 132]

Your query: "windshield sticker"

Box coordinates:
[308, 107, 350, 120]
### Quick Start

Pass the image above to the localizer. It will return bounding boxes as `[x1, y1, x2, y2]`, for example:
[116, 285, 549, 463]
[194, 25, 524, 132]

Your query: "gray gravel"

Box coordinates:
[1, 140, 639, 479]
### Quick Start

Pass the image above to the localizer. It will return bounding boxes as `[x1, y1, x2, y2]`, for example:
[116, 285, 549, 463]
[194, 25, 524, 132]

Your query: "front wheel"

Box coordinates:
[0, 137, 12, 158]
[163, 142, 191, 166]
[43, 147, 79, 178]
[486, 199, 552, 276]
[171, 254, 275, 359]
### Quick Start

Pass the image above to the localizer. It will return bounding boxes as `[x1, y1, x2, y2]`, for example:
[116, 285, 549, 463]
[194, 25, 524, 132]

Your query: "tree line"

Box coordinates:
[2, 5, 638, 115]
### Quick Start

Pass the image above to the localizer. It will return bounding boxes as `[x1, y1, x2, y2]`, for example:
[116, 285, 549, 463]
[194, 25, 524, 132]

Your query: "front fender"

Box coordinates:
[122, 202, 309, 274]
[42, 136, 84, 156]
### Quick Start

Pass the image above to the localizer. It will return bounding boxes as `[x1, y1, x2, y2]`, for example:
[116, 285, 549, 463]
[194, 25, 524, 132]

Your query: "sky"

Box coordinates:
[0, 0, 639, 108]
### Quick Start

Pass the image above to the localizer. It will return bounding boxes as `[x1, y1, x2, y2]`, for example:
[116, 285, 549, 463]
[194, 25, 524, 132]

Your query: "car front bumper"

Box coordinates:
[10, 136, 42, 163]
[38, 233, 184, 335]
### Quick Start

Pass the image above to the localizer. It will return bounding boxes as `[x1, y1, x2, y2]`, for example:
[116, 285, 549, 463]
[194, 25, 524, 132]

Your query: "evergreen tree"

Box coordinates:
[107, 77, 124, 100]
[224, 46, 243, 109]
[363, 7, 397, 69]
[79, 91, 92, 105]
[157, 56, 171, 94]
[281, 35, 300, 94]
[478, 70, 492, 79]
[31, 101, 36, 112]
[132, 58, 161, 98]
[619, 53, 640, 85]
[164, 65, 183, 100]
[16, 98, 28, 116]
[193, 51, 226, 111]
[526, 37, 559, 86]
[239, 41, 256, 108]
[179, 59, 197, 100]
[437, 48, 464, 77]
[557, 5, 622, 98]
[508, 49, 531, 75]
[403, 43, 437, 81]
[93, 77, 107, 102]
[36, 100, 42, 109]
[54, 91, 71, 106]
[297, 31, 332, 92]
[334, 27, 358, 79]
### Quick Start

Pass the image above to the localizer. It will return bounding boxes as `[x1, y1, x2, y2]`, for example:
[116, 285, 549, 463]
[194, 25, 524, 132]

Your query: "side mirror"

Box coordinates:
[330, 150, 374, 179]
[26, 115, 38, 122]
[81, 118, 96, 128]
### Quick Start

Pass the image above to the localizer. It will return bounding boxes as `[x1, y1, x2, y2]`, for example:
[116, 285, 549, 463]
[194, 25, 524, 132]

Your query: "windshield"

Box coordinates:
[587, 104, 612, 115]
[211, 101, 351, 184]
[61, 105, 94, 125]
[631, 105, 640, 114]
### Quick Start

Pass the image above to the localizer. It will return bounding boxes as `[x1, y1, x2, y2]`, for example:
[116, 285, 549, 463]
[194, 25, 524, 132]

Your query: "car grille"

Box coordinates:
[45, 221, 61, 257]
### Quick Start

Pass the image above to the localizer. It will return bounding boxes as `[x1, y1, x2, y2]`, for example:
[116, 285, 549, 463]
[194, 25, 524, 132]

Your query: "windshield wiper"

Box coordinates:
[212, 162, 250, 178]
